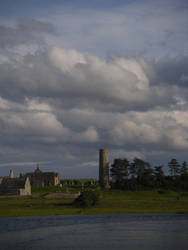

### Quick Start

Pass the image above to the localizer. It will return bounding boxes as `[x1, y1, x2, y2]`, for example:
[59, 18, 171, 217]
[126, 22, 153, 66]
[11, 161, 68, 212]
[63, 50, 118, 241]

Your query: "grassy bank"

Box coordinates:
[0, 189, 188, 217]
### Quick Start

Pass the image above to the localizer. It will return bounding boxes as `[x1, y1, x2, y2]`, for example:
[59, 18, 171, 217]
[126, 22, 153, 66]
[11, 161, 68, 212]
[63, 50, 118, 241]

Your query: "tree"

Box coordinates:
[180, 161, 188, 176]
[168, 159, 180, 177]
[180, 161, 188, 189]
[111, 158, 130, 188]
[154, 165, 165, 188]
[131, 158, 154, 188]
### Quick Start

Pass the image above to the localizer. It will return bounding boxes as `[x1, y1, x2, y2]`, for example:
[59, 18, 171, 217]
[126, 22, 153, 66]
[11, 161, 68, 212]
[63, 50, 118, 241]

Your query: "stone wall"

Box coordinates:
[19, 177, 31, 196]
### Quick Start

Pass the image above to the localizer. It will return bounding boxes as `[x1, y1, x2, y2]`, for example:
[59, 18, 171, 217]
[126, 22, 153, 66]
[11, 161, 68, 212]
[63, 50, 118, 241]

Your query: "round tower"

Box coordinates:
[9, 169, 14, 179]
[99, 149, 110, 188]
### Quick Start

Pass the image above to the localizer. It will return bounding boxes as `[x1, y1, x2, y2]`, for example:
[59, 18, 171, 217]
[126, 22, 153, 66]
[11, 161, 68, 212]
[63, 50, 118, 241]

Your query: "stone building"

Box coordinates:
[0, 171, 31, 196]
[0, 176, 3, 185]
[23, 164, 60, 187]
[0, 169, 14, 181]
[99, 149, 110, 189]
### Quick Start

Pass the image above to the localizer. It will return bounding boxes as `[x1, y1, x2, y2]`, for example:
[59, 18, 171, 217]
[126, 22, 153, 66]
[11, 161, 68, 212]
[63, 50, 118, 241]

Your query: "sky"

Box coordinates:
[0, 0, 188, 178]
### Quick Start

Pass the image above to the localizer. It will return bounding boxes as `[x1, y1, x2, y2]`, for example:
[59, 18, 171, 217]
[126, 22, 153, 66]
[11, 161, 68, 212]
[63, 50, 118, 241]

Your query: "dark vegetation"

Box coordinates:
[111, 158, 188, 191]
[73, 190, 100, 208]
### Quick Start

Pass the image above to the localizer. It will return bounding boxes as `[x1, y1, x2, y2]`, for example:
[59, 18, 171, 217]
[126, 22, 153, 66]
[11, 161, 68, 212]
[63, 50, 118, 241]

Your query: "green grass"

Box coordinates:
[100, 189, 186, 201]
[0, 189, 188, 217]
[31, 185, 86, 195]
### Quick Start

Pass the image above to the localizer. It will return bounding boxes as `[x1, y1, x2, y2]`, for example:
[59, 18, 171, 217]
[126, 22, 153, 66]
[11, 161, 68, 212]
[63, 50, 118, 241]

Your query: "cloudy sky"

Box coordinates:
[0, 0, 188, 178]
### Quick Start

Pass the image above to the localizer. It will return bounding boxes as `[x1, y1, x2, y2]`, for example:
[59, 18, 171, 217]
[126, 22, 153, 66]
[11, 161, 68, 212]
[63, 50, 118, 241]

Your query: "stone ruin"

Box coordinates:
[22, 164, 60, 187]
[0, 170, 31, 196]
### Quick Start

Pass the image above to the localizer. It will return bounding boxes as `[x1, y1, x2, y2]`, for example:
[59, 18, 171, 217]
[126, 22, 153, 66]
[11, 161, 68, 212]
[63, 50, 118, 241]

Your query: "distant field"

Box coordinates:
[0, 188, 188, 217]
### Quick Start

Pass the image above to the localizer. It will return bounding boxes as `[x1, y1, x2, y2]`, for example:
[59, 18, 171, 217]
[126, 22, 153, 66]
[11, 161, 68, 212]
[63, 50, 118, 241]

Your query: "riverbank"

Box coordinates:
[0, 190, 188, 217]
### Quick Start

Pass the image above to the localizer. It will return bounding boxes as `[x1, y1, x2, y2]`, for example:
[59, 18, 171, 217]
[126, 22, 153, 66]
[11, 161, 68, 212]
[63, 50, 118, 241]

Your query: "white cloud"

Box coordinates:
[80, 126, 99, 142]
[60, 107, 188, 151]
[26, 97, 52, 112]
[0, 96, 100, 144]
[108, 110, 188, 150]
[49, 47, 86, 73]
[0, 97, 68, 139]
[47, 47, 163, 109]
[0, 97, 11, 110]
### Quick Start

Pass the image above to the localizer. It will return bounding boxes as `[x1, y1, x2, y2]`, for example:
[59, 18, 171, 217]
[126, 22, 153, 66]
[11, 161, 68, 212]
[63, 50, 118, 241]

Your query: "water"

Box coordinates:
[0, 213, 188, 250]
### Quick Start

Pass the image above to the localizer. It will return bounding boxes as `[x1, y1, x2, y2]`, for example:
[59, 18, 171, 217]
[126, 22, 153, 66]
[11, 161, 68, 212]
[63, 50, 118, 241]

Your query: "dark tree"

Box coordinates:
[180, 161, 188, 176]
[131, 158, 154, 188]
[180, 161, 188, 189]
[111, 158, 130, 188]
[154, 165, 165, 188]
[168, 158, 180, 177]
[109, 156, 188, 191]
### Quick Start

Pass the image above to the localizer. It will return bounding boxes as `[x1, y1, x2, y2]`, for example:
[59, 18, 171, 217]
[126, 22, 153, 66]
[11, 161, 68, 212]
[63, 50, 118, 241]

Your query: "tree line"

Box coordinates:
[110, 158, 188, 190]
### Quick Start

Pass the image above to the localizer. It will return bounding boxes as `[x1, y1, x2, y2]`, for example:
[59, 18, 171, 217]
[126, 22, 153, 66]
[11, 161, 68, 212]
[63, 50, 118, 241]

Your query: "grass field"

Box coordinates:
[31, 185, 82, 195]
[0, 188, 188, 217]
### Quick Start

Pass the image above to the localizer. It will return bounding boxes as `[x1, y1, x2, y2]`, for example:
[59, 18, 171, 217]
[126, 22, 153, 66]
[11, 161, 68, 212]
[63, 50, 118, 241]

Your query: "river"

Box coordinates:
[0, 213, 188, 249]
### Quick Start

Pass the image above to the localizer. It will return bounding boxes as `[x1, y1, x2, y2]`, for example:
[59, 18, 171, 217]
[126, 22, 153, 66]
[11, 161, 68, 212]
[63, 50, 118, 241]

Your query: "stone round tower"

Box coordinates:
[9, 169, 14, 179]
[99, 149, 110, 189]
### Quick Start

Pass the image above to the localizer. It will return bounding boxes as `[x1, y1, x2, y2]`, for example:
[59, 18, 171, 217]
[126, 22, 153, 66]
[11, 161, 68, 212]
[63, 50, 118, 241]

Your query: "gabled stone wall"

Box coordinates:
[24, 166, 60, 187]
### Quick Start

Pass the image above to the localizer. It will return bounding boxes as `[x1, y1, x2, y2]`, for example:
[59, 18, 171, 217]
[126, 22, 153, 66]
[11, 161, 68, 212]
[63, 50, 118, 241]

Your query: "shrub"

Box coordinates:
[158, 189, 169, 194]
[73, 190, 100, 208]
